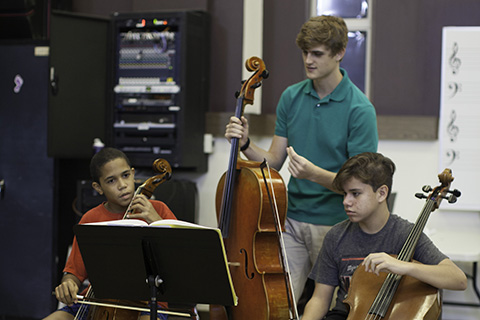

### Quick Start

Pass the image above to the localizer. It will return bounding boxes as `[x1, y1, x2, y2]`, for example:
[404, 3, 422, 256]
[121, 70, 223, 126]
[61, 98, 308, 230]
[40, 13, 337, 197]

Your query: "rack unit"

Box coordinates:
[109, 11, 209, 171]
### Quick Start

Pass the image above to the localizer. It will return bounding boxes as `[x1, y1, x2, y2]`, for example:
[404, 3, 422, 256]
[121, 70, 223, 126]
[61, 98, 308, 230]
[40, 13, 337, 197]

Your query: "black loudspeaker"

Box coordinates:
[152, 178, 198, 223]
[75, 180, 106, 217]
[0, 0, 50, 40]
[76, 179, 197, 223]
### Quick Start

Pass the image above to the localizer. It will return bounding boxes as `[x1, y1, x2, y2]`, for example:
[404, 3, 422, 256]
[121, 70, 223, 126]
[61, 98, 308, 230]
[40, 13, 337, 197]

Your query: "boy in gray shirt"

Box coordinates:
[302, 152, 467, 320]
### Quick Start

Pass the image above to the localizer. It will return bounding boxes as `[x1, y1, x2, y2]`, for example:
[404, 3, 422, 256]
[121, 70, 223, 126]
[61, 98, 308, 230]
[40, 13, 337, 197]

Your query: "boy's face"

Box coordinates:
[341, 177, 387, 228]
[301, 44, 344, 82]
[92, 158, 136, 213]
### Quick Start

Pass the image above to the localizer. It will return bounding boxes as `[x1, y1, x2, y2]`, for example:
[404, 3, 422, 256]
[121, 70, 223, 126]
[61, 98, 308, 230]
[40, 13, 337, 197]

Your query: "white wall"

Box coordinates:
[174, 136, 480, 319]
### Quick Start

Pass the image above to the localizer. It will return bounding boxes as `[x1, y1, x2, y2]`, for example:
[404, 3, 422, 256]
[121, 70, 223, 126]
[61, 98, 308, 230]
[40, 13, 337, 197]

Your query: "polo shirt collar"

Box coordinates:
[304, 68, 349, 104]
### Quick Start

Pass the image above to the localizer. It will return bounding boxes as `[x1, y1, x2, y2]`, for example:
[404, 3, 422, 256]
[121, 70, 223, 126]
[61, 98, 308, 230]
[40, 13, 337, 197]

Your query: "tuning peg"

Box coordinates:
[449, 189, 461, 197]
[251, 82, 262, 89]
[422, 185, 432, 193]
[415, 193, 428, 199]
[261, 70, 269, 79]
[447, 195, 458, 204]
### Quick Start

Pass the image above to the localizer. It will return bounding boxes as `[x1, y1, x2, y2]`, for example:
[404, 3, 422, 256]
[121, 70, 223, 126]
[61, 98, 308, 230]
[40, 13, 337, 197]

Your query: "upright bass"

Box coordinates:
[344, 169, 461, 320]
[210, 57, 298, 320]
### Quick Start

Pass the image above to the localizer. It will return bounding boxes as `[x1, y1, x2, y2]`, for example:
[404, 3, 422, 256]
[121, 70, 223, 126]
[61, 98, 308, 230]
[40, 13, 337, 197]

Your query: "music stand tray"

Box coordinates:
[74, 223, 237, 308]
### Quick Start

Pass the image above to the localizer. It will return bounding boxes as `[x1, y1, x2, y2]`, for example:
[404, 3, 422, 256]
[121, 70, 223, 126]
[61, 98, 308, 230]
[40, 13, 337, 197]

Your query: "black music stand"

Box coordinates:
[74, 224, 237, 319]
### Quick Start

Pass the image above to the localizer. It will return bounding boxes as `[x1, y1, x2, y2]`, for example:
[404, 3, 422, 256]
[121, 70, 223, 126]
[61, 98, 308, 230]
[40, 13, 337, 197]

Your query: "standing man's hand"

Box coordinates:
[225, 116, 249, 147]
[287, 146, 316, 179]
[286, 146, 337, 192]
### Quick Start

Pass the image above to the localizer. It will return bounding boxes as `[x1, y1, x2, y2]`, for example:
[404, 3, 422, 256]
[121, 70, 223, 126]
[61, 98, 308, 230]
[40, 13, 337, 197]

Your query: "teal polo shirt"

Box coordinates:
[275, 68, 378, 225]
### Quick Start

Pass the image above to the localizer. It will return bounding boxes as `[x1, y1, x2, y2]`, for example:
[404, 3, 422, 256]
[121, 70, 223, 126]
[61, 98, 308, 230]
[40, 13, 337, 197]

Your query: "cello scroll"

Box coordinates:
[237, 56, 269, 105]
[123, 158, 172, 218]
[414, 168, 461, 210]
[134, 158, 172, 198]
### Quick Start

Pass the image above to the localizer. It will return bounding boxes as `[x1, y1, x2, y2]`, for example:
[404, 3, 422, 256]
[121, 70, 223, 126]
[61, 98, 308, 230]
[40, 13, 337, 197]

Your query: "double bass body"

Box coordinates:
[211, 56, 296, 319]
[215, 160, 290, 319]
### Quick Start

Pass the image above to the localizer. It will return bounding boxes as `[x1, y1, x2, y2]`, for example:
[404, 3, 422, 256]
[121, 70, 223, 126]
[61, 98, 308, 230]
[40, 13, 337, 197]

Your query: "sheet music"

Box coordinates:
[439, 27, 480, 210]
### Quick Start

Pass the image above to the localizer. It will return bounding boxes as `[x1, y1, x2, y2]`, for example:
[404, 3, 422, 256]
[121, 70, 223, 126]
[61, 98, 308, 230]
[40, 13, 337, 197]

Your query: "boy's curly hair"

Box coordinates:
[333, 152, 396, 197]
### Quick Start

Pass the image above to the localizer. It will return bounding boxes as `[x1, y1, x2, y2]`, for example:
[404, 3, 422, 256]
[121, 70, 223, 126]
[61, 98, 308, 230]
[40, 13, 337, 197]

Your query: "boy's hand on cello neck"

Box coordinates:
[362, 252, 408, 276]
[125, 194, 162, 223]
[362, 252, 467, 291]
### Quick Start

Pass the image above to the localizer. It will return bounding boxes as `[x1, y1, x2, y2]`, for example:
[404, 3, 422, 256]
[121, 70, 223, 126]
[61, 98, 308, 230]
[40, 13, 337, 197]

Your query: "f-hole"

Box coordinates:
[240, 248, 254, 279]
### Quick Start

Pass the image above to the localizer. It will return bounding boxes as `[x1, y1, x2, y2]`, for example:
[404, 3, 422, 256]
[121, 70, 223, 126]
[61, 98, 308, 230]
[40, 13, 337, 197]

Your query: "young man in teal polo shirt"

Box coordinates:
[225, 15, 378, 304]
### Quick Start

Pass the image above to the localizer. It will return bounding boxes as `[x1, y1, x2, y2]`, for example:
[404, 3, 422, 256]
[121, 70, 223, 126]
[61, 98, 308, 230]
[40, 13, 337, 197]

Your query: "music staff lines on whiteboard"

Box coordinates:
[439, 27, 480, 210]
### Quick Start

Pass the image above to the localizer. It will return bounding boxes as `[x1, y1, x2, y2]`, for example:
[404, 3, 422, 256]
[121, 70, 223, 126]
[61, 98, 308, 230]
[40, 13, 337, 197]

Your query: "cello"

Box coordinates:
[211, 56, 298, 320]
[344, 169, 461, 320]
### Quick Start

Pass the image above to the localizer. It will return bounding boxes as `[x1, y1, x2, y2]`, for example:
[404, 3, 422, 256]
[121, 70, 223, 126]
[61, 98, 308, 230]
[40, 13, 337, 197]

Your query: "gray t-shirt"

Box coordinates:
[309, 214, 447, 313]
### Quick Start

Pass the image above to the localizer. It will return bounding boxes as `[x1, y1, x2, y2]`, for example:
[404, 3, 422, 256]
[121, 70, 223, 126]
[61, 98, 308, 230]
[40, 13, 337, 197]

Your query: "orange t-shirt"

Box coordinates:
[64, 200, 176, 311]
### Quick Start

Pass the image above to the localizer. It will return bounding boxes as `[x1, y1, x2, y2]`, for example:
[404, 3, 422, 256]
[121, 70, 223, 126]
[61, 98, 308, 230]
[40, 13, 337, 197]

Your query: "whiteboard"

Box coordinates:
[439, 27, 480, 211]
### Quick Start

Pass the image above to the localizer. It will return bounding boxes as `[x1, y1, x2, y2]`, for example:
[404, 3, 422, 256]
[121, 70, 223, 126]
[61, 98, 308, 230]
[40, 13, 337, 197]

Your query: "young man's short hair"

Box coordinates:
[296, 15, 349, 56]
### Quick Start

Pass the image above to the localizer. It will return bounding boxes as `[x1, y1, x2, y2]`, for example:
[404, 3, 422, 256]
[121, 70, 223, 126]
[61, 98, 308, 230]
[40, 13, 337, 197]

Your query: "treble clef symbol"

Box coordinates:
[449, 42, 461, 75]
[446, 109, 459, 142]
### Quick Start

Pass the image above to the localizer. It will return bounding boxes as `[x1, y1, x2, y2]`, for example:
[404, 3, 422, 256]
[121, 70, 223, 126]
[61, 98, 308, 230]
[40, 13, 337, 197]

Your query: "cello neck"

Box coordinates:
[398, 169, 456, 263]
[397, 198, 437, 262]
[217, 96, 243, 237]
[218, 56, 268, 237]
